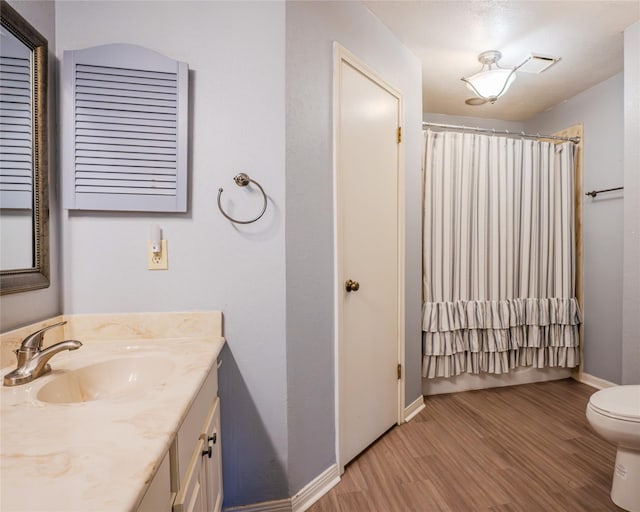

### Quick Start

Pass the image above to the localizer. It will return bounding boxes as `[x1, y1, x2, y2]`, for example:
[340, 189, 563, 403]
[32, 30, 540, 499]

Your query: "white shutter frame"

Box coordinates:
[63, 44, 188, 212]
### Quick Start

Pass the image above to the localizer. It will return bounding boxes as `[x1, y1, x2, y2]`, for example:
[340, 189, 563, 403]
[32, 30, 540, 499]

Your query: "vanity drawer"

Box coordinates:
[175, 362, 218, 486]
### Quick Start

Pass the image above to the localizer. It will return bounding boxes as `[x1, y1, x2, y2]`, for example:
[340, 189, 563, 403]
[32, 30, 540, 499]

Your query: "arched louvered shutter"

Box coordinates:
[63, 44, 188, 212]
[0, 29, 33, 209]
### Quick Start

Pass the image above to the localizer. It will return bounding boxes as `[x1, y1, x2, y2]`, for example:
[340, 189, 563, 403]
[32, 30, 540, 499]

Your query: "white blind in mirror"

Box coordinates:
[0, 29, 33, 210]
[63, 44, 188, 212]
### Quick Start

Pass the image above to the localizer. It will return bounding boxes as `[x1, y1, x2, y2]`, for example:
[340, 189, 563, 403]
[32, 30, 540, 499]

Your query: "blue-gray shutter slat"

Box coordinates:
[75, 143, 177, 155]
[75, 164, 177, 176]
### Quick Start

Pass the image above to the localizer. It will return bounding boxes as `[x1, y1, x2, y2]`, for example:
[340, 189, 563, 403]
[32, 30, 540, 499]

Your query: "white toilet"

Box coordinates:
[586, 385, 640, 512]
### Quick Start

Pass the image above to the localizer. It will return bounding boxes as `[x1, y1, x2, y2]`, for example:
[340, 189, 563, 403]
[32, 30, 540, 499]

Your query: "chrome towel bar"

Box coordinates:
[585, 186, 624, 198]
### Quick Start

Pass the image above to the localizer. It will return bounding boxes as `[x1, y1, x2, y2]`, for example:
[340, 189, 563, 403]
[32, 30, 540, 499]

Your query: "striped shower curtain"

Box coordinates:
[422, 130, 582, 378]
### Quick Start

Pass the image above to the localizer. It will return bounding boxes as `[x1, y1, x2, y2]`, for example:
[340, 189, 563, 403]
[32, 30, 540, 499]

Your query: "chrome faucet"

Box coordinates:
[3, 321, 82, 386]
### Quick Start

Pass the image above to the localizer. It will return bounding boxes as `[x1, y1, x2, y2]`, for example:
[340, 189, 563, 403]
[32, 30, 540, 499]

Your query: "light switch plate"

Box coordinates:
[147, 240, 168, 270]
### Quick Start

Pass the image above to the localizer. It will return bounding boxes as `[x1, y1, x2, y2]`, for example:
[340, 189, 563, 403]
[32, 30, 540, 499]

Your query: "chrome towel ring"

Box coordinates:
[217, 173, 267, 224]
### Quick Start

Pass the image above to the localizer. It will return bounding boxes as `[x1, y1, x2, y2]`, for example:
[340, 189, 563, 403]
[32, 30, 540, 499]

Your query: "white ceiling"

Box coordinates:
[364, 0, 640, 121]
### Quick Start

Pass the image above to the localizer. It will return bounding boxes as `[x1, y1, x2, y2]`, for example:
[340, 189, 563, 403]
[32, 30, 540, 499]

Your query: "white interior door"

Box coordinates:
[336, 48, 402, 467]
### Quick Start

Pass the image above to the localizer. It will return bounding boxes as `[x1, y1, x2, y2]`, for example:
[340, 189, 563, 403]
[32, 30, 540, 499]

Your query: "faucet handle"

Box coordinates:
[21, 321, 67, 351]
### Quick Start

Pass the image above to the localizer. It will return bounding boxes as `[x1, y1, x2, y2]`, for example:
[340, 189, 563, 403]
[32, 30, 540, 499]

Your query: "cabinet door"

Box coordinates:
[177, 365, 218, 485]
[173, 439, 206, 512]
[201, 398, 223, 512]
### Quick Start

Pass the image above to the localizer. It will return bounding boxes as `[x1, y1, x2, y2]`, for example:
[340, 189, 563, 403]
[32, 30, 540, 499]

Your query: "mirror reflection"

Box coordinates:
[0, 25, 34, 271]
[0, 0, 49, 295]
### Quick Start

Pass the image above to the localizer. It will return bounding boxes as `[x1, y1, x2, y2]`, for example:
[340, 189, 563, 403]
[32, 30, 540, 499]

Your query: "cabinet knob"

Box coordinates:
[345, 279, 360, 292]
[208, 433, 217, 444]
[202, 446, 213, 459]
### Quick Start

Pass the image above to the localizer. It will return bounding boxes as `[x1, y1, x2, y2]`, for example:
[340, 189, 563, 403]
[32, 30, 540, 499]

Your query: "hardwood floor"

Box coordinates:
[309, 379, 621, 512]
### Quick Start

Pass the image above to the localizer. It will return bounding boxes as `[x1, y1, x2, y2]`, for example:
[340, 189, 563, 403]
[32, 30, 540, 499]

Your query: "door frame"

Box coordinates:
[332, 43, 406, 472]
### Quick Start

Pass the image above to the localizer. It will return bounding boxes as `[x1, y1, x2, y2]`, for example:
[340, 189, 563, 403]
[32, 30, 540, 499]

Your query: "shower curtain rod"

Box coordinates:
[422, 122, 580, 144]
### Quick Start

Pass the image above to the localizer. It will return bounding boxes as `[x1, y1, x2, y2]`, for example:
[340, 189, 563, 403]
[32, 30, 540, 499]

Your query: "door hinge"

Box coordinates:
[397, 363, 402, 380]
[397, 126, 402, 144]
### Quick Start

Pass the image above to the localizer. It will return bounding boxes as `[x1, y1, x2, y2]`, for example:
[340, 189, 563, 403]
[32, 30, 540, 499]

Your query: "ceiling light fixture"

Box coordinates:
[461, 50, 518, 104]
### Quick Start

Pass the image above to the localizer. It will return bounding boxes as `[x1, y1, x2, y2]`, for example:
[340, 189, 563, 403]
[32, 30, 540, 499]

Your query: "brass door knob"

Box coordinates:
[345, 279, 360, 292]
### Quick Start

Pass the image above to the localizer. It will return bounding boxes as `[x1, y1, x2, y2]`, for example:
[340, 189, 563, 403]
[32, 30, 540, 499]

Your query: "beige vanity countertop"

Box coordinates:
[0, 312, 224, 512]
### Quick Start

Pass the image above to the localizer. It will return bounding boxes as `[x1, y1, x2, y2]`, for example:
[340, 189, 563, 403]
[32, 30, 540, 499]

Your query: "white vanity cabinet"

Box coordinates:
[138, 361, 223, 512]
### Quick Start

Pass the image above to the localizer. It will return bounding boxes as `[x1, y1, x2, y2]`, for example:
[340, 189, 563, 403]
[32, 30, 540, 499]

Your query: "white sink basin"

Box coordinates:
[37, 357, 175, 404]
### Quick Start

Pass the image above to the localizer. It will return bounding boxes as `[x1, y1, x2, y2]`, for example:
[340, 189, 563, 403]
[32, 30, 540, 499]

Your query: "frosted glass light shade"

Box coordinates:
[464, 69, 516, 100]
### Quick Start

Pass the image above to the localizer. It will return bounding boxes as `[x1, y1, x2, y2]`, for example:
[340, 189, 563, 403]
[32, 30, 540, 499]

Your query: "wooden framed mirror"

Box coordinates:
[0, 0, 49, 295]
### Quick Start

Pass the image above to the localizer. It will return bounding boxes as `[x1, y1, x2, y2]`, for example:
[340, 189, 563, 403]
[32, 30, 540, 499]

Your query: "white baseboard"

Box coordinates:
[291, 464, 340, 512]
[223, 464, 340, 512]
[403, 395, 425, 422]
[224, 499, 292, 512]
[573, 372, 617, 390]
[423, 367, 572, 395]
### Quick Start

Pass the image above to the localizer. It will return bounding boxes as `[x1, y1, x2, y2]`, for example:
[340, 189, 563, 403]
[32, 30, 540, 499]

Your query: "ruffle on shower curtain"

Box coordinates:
[422, 298, 582, 378]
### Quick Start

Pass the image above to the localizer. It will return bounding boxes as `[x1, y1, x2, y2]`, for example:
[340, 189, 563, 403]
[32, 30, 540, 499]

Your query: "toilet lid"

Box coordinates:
[589, 385, 640, 422]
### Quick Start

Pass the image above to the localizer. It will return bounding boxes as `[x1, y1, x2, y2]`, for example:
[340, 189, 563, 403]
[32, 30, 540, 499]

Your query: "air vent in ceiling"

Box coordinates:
[518, 53, 561, 74]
